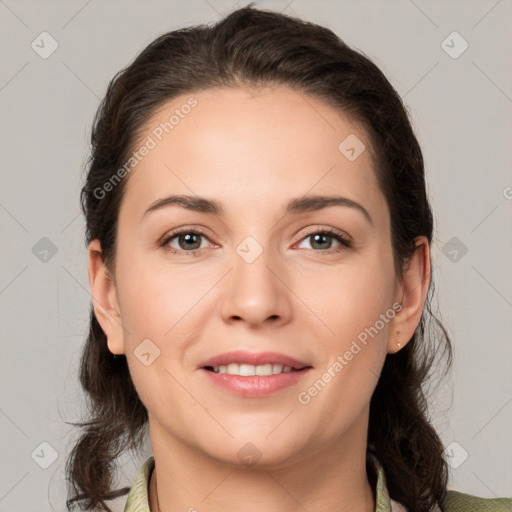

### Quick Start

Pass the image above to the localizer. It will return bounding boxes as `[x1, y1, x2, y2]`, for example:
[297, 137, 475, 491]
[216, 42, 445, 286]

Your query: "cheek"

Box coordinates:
[115, 257, 214, 398]
[294, 248, 395, 404]
[297, 285, 392, 436]
[116, 251, 196, 341]
[296, 253, 395, 344]
[116, 263, 198, 421]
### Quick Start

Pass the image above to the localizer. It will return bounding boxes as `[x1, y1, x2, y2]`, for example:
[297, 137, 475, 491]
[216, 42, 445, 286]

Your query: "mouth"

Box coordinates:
[204, 363, 303, 376]
[199, 350, 312, 397]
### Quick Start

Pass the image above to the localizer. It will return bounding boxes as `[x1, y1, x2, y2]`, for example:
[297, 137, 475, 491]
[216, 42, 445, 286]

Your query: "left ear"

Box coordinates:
[387, 236, 431, 354]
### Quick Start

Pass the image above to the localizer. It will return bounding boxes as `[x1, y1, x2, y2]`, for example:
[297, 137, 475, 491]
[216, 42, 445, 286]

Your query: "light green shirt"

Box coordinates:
[123, 456, 512, 512]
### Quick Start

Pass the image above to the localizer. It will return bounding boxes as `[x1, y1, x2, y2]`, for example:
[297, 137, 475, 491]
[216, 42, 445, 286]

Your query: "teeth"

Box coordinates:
[227, 363, 240, 375]
[256, 364, 273, 376]
[239, 364, 254, 376]
[272, 364, 283, 374]
[211, 363, 294, 376]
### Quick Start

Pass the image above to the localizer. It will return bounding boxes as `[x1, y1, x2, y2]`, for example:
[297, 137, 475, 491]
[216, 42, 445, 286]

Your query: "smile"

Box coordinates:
[206, 363, 295, 376]
[199, 350, 312, 397]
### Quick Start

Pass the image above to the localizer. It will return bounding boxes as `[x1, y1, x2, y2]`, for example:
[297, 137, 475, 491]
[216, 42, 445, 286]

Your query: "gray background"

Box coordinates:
[1, 0, 511, 510]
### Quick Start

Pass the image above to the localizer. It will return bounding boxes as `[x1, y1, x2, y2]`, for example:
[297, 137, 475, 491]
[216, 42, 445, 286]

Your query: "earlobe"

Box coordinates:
[387, 236, 430, 354]
[87, 239, 126, 355]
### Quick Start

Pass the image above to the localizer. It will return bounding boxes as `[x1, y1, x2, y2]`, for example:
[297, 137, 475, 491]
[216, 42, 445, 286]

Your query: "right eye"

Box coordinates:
[160, 228, 212, 256]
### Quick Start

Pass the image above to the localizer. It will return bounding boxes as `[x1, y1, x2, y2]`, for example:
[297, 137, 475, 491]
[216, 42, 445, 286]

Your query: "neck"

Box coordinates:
[148, 417, 375, 512]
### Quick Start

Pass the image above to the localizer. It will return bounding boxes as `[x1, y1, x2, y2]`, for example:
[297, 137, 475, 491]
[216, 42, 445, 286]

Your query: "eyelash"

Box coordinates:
[159, 227, 352, 257]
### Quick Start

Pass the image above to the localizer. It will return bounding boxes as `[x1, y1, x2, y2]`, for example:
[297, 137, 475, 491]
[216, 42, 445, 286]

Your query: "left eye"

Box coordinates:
[295, 229, 351, 251]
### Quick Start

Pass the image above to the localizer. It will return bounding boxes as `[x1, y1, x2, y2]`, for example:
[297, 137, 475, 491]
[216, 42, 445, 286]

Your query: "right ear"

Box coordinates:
[87, 239, 126, 355]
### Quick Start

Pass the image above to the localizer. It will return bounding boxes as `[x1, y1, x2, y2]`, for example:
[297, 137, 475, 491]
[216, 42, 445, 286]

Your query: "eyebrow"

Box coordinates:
[142, 194, 373, 225]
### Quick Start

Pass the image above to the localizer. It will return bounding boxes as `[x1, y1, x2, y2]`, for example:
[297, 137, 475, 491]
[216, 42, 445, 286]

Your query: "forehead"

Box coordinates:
[119, 85, 387, 223]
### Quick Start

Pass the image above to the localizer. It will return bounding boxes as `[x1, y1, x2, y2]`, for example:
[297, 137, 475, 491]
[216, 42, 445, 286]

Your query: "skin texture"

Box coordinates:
[88, 86, 430, 512]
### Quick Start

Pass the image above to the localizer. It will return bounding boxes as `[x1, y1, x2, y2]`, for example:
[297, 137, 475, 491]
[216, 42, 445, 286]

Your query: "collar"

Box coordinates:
[123, 455, 405, 512]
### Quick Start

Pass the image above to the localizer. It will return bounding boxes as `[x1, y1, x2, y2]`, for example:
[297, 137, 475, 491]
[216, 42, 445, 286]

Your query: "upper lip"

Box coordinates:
[199, 350, 310, 370]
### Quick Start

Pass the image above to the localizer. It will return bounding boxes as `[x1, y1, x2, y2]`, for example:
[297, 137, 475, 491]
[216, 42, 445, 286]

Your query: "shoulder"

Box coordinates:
[442, 490, 512, 511]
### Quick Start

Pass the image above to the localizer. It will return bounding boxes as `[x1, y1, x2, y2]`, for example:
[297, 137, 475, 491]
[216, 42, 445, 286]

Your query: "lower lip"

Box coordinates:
[200, 368, 311, 397]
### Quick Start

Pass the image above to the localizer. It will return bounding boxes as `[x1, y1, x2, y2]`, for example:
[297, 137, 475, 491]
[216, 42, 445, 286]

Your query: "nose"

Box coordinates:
[219, 245, 293, 329]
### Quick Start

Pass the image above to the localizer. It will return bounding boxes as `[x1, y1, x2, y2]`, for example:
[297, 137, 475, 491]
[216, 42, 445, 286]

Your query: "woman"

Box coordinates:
[65, 5, 511, 512]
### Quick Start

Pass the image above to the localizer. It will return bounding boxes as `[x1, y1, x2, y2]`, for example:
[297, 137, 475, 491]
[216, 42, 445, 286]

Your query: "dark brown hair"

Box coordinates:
[67, 4, 452, 511]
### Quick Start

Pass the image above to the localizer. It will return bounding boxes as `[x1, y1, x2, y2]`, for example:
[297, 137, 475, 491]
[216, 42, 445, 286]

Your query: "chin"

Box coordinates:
[203, 434, 308, 470]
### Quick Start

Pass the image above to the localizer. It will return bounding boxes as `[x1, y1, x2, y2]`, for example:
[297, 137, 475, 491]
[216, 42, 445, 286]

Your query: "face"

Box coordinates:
[93, 85, 412, 469]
